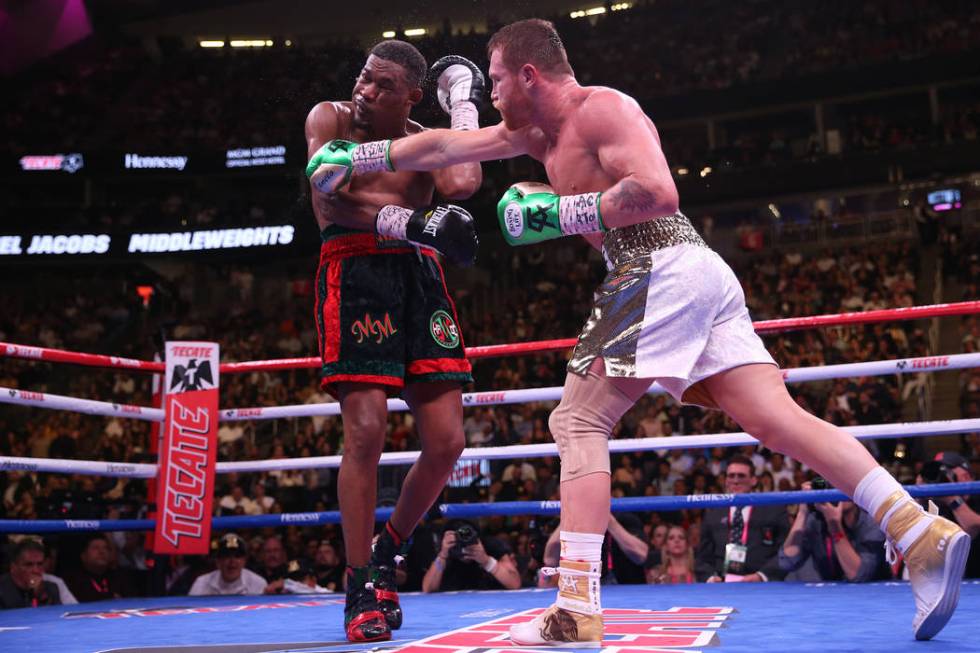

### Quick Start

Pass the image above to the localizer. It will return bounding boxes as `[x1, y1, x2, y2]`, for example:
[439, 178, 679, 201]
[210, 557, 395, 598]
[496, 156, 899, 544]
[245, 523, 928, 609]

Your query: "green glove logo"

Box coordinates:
[503, 201, 524, 239]
[526, 202, 555, 232]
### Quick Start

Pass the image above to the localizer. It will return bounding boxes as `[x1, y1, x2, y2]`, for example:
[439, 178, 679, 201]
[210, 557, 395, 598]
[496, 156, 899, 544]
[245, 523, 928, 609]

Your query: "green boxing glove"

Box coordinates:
[305, 139, 393, 193]
[497, 182, 605, 246]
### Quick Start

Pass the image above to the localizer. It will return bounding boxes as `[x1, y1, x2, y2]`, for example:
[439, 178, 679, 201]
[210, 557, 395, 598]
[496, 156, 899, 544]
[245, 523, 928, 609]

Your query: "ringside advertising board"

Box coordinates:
[153, 342, 220, 555]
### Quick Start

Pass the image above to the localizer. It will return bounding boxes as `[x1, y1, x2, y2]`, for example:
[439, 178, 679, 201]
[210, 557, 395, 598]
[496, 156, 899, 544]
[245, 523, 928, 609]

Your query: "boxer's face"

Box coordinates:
[489, 49, 531, 129]
[352, 55, 419, 130]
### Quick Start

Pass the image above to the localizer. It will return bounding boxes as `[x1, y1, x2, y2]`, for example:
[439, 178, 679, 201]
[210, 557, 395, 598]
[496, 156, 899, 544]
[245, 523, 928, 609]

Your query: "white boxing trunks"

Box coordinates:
[567, 213, 776, 408]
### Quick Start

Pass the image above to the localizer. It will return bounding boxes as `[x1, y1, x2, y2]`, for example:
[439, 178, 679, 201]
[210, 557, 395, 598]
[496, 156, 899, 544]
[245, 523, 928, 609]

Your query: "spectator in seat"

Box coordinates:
[252, 535, 288, 587]
[0, 540, 61, 608]
[647, 525, 696, 584]
[64, 533, 138, 601]
[695, 455, 789, 582]
[189, 533, 268, 596]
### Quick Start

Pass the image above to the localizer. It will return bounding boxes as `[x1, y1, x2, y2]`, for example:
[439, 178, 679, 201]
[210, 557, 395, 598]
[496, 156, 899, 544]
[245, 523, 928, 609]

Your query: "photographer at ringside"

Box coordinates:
[421, 520, 521, 592]
[779, 478, 888, 582]
[917, 452, 980, 578]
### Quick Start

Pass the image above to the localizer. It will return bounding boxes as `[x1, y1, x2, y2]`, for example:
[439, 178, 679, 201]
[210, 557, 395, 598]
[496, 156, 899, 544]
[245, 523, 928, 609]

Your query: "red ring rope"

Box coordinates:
[2, 300, 977, 373]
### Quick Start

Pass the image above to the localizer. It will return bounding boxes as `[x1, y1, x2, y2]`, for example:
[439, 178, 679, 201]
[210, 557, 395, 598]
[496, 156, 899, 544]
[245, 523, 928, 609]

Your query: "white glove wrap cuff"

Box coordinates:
[352, 140, 393, 175]
[376, 205, 411, 240]
[482, 557, 498, 573]
[558, 192, 603, 235]
[450, 101, 479, 131]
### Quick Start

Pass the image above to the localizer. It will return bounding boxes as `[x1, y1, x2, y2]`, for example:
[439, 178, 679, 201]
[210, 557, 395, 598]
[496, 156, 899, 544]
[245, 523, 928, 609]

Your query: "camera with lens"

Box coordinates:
[808, 476, 838, 516]
[811, 476, 832, 491]
[919, 460, 953, 484]
[450, 523, 480, 559]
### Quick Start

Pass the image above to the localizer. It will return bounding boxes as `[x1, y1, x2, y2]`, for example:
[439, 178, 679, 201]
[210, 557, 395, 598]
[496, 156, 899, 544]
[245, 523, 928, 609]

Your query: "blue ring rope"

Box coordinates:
[2, 482, 977, 533]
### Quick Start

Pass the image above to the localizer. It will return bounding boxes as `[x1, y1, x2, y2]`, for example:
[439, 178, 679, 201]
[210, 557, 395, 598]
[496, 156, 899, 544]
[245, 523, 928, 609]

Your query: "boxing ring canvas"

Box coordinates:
[2, 581, 978, 653]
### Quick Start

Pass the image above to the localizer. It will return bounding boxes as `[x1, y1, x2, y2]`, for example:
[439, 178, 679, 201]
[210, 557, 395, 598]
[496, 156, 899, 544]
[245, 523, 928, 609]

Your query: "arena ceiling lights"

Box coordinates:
[381, 28, 426, 38]
[570, 3, 631, 19]
[230, 39, 273, 47]
[197, 38, 275, 48]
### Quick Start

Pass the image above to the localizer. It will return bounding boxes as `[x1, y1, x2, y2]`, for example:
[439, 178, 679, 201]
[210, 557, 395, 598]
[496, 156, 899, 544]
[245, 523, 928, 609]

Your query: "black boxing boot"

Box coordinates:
[344, 566, 390, 643]
[370, 521, 411, 630]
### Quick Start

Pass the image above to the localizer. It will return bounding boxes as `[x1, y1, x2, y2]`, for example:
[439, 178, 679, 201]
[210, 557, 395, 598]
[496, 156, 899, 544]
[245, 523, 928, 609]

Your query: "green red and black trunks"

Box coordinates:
[315, 225, 472, 394]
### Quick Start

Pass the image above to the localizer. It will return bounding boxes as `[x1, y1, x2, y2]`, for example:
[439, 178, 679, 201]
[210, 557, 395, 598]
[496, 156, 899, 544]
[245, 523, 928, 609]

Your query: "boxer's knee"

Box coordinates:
[550, 370, 642, 483]
[550, 389, 622, 483]
[342, 413, 387, 463]
[421, 428, 465, 470]
[548, 401, 573, 464]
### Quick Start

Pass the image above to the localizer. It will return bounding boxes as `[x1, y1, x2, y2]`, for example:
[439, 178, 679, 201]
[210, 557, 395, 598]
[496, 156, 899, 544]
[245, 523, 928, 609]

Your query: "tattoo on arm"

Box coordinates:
[609, 179, 658, 213]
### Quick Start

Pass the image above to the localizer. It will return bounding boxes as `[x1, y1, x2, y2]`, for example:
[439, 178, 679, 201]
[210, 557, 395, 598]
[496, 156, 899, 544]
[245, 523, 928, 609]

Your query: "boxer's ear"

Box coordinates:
[407, 87, 423, 106]
[520, 63, 538, 87]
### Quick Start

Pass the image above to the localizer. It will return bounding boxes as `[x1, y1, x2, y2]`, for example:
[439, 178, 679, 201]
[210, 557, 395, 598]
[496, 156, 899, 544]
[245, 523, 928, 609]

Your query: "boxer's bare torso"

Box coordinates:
[388, 78, 679, 234]
[525, 88, 664, 197]
[306, 101, 437, 233]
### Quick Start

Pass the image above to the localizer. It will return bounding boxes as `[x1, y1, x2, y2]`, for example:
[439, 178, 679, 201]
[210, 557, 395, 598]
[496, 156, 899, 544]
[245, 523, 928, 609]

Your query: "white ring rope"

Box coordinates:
[0, 387, 165, 422]
[2, 354, 975, 423]
[3, 418, 978, 478]
[220, 352, 980, 421]
[214, 418, 980, 473]
[0, 457, 156, 478]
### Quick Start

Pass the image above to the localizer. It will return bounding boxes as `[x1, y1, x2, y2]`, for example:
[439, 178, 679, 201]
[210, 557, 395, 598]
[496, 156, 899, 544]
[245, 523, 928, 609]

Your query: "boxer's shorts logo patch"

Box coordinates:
[351, 312, 398, 344]
[504, 202, 524, 239]
[430, 310, 460, 349]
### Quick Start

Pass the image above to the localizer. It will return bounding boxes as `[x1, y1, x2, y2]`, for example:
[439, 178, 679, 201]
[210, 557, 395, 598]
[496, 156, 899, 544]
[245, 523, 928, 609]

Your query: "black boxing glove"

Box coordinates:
[376, 203, 478, 266]
[429, 55, 484, 130]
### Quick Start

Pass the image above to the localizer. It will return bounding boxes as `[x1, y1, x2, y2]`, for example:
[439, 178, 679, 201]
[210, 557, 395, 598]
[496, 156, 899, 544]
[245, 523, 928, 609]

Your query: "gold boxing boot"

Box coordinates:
[877, 493, 971, 640]
[508, 560, 603, 648]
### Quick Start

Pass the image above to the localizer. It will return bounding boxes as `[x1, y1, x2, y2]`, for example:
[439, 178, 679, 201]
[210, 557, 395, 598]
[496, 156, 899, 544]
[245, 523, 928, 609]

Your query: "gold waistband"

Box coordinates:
[601, 212, 706, 268]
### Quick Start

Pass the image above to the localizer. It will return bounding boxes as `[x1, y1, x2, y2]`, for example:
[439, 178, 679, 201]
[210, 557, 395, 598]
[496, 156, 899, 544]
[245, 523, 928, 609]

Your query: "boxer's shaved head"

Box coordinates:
[369, 40, 427, 88]
[487, 19, 573, 76]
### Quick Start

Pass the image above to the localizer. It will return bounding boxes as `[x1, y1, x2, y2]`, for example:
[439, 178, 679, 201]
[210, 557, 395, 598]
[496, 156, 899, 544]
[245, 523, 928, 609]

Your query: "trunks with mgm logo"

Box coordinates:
[315, 225, 472, 394]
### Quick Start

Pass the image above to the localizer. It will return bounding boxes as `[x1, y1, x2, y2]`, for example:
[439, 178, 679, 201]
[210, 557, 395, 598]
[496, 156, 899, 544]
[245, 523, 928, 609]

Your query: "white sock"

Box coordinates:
[853, 466, 911, 520]
[556, 532, 603, 616]
[560, 531, 603, 562]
